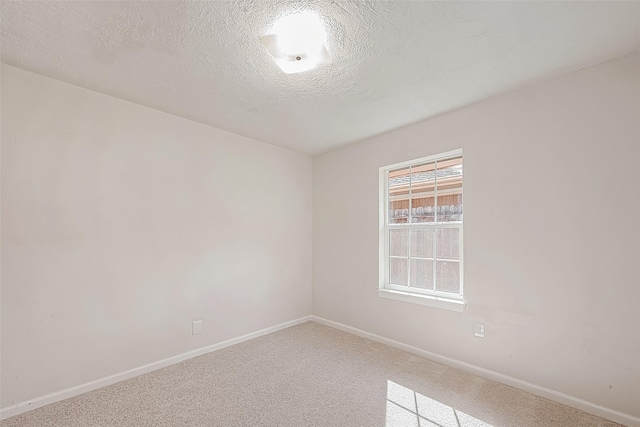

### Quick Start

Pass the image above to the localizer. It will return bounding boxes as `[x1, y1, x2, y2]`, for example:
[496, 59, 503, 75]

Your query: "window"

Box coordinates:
[378, 149, 464, 311]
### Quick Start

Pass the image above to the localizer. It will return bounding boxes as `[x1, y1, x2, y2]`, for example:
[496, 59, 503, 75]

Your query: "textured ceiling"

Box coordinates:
[2, 1, 640, 155]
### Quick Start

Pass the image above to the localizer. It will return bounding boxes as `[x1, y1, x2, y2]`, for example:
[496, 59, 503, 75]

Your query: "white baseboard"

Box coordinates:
[310, 315, 639, 427]
[0, 315, 313, 421]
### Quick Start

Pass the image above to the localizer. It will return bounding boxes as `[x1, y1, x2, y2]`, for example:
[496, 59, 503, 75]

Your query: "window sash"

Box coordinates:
[384, 224, 463, 300]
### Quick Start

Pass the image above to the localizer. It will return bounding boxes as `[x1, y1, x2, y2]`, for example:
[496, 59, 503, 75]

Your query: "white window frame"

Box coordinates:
[378, 149, 465, 312]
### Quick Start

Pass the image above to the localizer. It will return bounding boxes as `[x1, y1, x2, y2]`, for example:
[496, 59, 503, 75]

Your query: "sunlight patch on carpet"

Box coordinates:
[386, 380, 492, 427]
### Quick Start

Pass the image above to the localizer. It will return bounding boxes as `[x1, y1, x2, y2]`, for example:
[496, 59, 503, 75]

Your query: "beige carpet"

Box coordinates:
[1, 321, 623, 427]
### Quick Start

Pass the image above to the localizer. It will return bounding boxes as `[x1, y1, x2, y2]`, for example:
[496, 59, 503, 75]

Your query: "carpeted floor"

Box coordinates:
[1, 321, 623, 427]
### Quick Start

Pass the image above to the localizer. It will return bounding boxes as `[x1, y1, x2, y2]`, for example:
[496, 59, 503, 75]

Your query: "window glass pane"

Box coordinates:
[435, 157, 462, 222]
[389, 229, 408, 257]
[411, 198, 435, 223]
[410, 229, 433, 258]
[390, 258, 408, 286]
[410, 259, 433, 290]
[436, 229, 459, 260]
[388, 167, 410, 224]
[435, 261, 460, 293]
[410, 163, 435, 223]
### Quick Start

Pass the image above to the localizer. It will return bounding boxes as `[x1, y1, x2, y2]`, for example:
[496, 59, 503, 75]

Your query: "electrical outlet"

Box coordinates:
[192, 320, 203, 335]
[473, 321, 485, 338]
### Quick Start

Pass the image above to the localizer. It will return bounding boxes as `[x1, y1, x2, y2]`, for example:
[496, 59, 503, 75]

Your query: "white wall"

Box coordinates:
[0, 65, 312, 408]
[313, 53, 640, 419]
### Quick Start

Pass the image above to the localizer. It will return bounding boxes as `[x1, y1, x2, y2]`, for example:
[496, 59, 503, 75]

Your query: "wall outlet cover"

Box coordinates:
[192, 320, 203, 335]
[474, 321, 485, 338]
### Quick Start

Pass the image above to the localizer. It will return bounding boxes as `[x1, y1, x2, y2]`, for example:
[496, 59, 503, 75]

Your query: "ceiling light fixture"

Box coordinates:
[261, 12, 331, 74]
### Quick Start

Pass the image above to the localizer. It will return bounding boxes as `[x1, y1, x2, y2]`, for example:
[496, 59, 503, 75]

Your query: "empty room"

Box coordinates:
[1, 1, 639, 426]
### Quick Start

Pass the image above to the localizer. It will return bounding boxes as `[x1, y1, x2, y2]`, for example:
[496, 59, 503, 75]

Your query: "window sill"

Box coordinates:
[377, 289, 465, 312]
